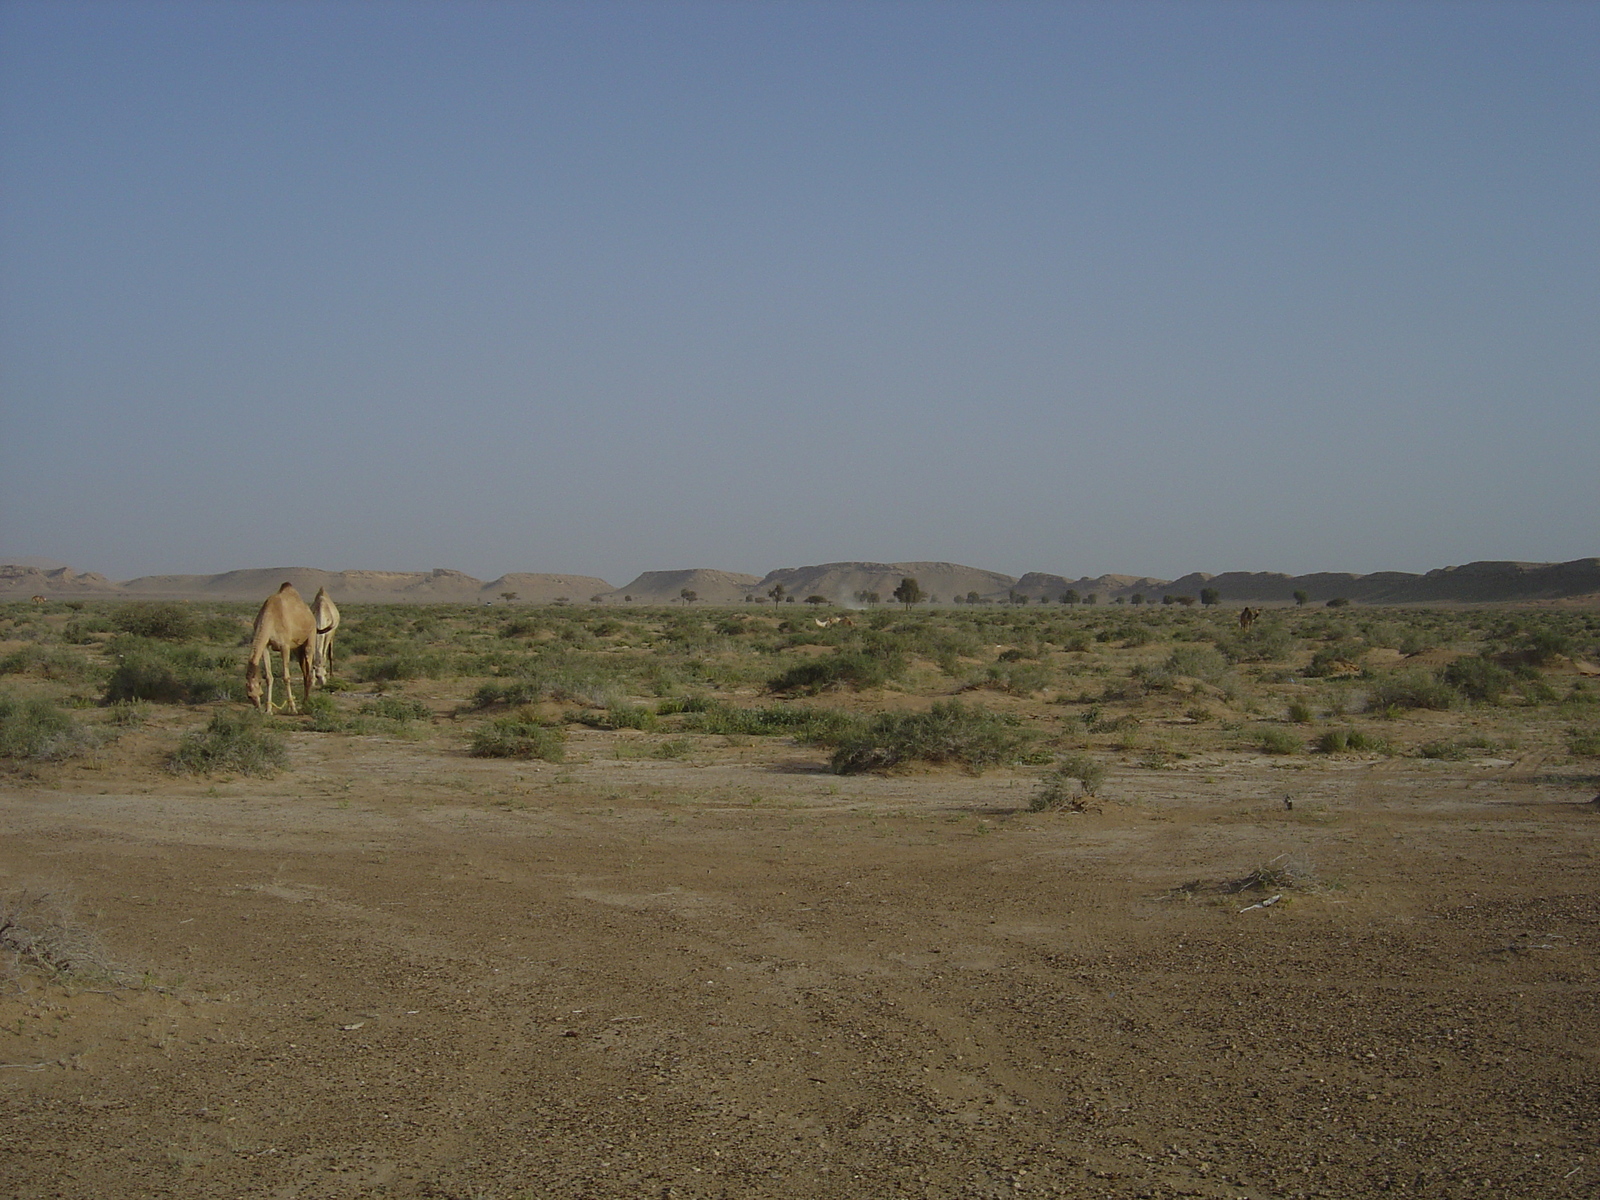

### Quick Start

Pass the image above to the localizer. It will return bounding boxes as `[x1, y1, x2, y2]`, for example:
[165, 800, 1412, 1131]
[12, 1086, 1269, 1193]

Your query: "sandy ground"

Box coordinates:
[3, 718, 1597, 1199]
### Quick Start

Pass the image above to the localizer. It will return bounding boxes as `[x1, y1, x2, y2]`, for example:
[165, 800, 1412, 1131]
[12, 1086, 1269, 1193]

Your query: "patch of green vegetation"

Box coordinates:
[1258, 727, 1303, 755]
[469, 711, 567, 761]
[830, 701, 1027, 775]
[168, 710, 288, 776]
[0, 692, 102, 760]
[1314, 728, 1389, 754]
[1028, 753, 1106, 810]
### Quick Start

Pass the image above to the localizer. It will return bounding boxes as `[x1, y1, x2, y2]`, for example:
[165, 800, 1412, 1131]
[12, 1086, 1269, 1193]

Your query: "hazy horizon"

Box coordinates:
[4, 2, 1596, 583]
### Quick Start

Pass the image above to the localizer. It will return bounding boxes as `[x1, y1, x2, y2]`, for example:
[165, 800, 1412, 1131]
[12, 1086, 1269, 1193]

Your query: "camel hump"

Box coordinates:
[278, 582, 296, 592]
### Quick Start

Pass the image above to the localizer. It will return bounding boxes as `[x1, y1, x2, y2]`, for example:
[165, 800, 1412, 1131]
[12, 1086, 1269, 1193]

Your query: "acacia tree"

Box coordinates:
[1293, 590, 1310, 606]
[893, 577, 924, 610]
[679, 588, 698, 605]
[1062, 589, 1079, 606]
[768, 584, 786, 607]
[1200, 587, 1220, 607]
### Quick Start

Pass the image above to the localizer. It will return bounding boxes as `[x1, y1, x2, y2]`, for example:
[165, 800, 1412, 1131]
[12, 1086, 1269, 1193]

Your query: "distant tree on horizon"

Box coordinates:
[893, 577, 924, 610]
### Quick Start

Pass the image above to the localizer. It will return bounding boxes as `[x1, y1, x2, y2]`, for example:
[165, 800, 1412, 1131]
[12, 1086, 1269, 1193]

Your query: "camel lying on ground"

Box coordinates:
[310, 587, 340, 688]
[245, 583, 316, 713]
[814, 615, 855, 628]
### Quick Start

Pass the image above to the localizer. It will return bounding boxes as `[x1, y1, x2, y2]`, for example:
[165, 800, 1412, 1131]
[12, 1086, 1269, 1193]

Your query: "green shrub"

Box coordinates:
[103, 645, 236, 704]
[1442, 655, 1513, 704]
[687, 702, 857, 743]
[1164, 646, 1230, 683]
[768, 649, 904, 694]
[653, 738, 693, 759]
[1567, 727, 1600, 758]
[1315, 728, 1388, 754]
[1418, 738, 1469, 760]
[469, 713, 567, 761]
[1304, 643, 1365, 678]
[62, 616, 114, 643]
[1259, 727, 1303, 755]
[1029, 753, 1106, 810]
[168, 710, 288, 776]
[359, 697, 431, 722]
[1286, 701, 1314, 723]
[359, 648, 450, 682]
[655, 694, 712, 716]
[0, 693, 101, 760]
[980, 661, 1055, 695]
[1365, 671, 1454, 712]
[830, 701, 1026, 775]
[112, 602, 198, 641]
[0, 646, 95, 683]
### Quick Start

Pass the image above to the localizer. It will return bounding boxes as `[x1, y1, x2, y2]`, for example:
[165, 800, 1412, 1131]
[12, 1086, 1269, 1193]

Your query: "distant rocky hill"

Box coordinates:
[603, 569, 763, 605]
[2, 557, 1596, 605]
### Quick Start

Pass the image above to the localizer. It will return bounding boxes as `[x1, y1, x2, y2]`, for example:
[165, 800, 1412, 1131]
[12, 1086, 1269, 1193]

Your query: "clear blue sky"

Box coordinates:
[2, 0, 1595, 585]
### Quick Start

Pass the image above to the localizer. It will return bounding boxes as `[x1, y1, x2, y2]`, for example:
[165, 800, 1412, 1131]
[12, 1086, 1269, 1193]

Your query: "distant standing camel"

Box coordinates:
[1239, 607, 1261, 631]
[310, 587, 340, 688]
[245, 583, 316, 713]
[30, 595, 46, 606]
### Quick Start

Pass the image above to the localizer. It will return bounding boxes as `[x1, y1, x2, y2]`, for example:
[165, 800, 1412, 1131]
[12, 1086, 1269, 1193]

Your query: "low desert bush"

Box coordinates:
[1567, 727, 1600, 758]
[1029, 753, 1106, 810]
[469, 711, 567, 761]
[0, 693, 101, 761]
[0, 645, 97, 683]
[1286, 700, 1314, 723]
[830, 701, 1026, 775]
[1442, 655, 1513, 704]
[168, 710, 288, 776]
[1314, 728, 1389, 754]
[112, 602, 197, 641]
[1258, 727, 1303, 755]
[1, 886, 128, 985]
[687, 702, 857, 743]
[103, 643, 237, 705]
[360, 696, 431, 722]
[768, 649, 904, 694]
[1365, 670, 1454, 713]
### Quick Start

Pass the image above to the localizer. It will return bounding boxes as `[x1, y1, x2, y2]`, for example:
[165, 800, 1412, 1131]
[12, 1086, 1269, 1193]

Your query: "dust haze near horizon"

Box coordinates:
[2, 1, 1595, 587]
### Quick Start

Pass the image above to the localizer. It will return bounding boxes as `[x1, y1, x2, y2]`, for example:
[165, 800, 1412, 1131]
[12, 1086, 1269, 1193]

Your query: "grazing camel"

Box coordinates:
[1239, 607, 1261, 631]
[310, 587, 340, 687]
[245, 583, 316, 713]
[30, 595, 46, 606]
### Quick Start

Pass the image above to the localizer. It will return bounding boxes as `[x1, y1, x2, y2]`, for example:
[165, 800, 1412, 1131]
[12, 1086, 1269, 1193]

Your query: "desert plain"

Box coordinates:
[2, 595, 1597, 1199]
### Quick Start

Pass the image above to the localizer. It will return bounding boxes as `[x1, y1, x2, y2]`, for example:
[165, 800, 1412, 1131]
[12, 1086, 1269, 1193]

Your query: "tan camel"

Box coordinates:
[310, 587, 340, 687]
[245, 583, 316, 713]
[30, 595, 46, 606]
[813, 615, 856, 629]
[1239, 607, 1261, 631]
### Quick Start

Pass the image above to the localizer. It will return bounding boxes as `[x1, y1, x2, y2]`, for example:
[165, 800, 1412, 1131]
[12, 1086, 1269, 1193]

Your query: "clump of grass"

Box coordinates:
[1227, 855, 1318, 894]
[653, 738, 692, 760]
[359, 696, 432, 722]
[1258, 727, 1303, 755]
[978, 661, 1055, 695]
[1029, 753, 1106, 811]
[1418, 738, 1470, 760]
[1286, 700, 1314, 723]
[830, 700, 1026, 775]
[1567, 727, 1600, 758]
[469, 710, 567, 761]
[0, 693, 103, 761]
[168, 710, 288, 776]
[1314, 728, 1389, 754]
[655, 694, 712, 716]
[686, 702, 857, 742]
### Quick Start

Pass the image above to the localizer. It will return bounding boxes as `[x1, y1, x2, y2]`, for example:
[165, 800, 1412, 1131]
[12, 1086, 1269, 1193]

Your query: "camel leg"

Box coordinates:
[281, 643, 298, 715]
[263, 649, 276, 714]
[297, 645, 313, 709]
